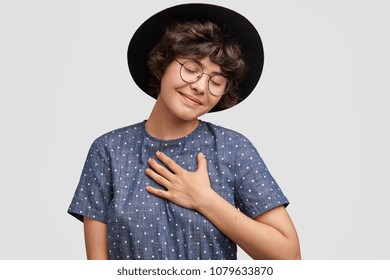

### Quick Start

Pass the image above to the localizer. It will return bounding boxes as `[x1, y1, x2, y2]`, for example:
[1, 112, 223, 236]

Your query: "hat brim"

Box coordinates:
[127, 3, 264, 112]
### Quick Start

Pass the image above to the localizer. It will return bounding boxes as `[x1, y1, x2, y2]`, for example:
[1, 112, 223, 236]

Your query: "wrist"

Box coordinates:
[194, 187, 220, 213]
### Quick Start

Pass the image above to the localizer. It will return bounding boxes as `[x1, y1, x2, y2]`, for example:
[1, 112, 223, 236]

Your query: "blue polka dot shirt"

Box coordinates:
[68, 120, 289, 259]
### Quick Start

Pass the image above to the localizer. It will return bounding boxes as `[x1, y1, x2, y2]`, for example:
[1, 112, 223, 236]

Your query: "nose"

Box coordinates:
[190, 73, 210, 94]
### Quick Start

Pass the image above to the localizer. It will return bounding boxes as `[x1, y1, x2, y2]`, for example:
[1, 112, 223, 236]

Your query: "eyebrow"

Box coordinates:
[197, 60, 225, 76]
[180, 57, 225, 76]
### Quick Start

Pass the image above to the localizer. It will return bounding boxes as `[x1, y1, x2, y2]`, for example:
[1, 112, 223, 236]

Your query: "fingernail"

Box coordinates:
[156, 151, 161, 156]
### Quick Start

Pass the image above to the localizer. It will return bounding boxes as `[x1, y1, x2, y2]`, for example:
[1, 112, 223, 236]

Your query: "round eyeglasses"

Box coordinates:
[175, 59, 230, 96]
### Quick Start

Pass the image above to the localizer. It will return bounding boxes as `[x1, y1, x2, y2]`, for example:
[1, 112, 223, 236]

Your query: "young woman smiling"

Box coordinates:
[68, 3, 301, 260]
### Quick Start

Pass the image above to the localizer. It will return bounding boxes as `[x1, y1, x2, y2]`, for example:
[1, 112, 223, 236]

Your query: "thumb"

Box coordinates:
[196, 152, 207, 171]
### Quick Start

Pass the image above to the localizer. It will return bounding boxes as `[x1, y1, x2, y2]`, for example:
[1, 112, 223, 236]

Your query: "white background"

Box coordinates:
[1, 0, 389, 260]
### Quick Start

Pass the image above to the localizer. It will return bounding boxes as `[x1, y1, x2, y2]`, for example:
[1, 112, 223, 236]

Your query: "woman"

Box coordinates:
[68, 3, 301, 260]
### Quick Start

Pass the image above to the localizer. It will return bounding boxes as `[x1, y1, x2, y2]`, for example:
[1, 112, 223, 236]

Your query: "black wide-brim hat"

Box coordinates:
[127, 3, 264, 112]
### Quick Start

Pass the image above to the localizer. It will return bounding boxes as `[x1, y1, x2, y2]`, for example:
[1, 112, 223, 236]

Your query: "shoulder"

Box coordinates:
[201, 120, 252, 144]
[201, 121, 261, 161]
[88, 121, 145, 151]
[93, 122, 144, 143]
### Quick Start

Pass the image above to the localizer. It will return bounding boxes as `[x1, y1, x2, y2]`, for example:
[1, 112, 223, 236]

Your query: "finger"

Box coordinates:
[196, 152, 207, 171]
[155, 151, 182, 174]
[145, 168, 171, 188]
[147, 157, 173, 180]
[146, 186, 171, 200]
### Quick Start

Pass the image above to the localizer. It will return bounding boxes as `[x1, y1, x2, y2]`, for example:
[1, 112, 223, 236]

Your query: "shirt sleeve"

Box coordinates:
[67, 137, 113, 223]
[233, 136, 289, 218]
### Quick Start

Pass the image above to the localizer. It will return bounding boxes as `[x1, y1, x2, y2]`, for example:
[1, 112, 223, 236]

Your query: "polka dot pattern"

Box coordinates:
[68, 120, 288, 259]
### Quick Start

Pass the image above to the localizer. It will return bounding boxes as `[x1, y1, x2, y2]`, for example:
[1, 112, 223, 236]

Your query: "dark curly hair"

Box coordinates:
[147, 21, 247, 111]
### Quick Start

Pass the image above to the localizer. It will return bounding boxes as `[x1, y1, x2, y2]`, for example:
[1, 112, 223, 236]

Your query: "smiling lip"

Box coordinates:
[181, 93, 202, 106]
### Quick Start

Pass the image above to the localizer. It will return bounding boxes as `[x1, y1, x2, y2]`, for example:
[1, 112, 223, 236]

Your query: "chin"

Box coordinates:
[166, 98, 215, 121]
[177, 113, 202, 122]
[175, 110, 205, 122]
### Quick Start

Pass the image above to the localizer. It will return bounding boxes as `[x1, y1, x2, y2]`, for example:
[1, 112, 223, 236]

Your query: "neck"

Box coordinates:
[146, 98, 200, 140]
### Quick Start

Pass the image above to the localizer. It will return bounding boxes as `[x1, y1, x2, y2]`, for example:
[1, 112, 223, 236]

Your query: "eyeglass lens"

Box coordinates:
[179, 61, 229, 96]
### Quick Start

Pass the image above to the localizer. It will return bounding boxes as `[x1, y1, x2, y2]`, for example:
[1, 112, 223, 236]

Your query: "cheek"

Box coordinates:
[208, 95, 223, 108]
[160, 70, 185, 92]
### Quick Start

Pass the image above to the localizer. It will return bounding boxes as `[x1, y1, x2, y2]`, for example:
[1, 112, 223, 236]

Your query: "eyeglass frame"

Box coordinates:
[174, 58, 230, 96]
